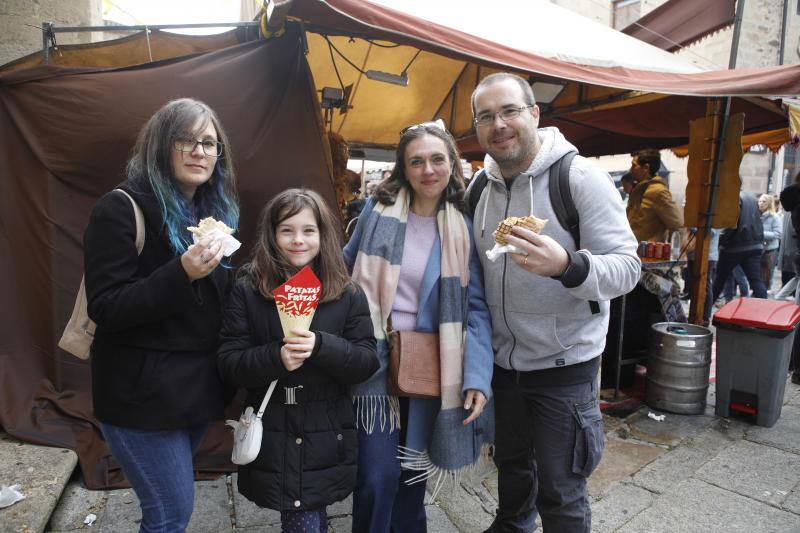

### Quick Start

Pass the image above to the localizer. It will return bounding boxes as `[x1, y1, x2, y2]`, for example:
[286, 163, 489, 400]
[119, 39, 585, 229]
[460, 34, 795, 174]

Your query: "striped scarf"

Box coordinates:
[351, 188, 486, 495]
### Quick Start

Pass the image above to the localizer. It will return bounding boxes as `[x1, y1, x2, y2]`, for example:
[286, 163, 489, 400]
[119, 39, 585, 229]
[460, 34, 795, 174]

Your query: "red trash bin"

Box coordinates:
[712, 297, 800, 427]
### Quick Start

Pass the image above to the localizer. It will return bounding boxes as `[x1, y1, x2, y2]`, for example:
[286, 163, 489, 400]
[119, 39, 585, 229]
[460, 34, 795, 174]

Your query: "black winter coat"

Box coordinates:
[84, 179, 233, 429]
[781, 182, 800, 245]
[719, 192, 764, 254]
[217, 278, 378, 512]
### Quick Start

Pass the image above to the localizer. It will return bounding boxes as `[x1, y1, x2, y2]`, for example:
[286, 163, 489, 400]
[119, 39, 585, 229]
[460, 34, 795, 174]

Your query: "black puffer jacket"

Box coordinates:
[217, 278, 378, 512]
[84, 179, 233, 429]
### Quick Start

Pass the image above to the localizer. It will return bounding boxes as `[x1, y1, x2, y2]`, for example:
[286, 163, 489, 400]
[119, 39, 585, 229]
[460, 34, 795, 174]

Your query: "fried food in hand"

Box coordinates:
[187, 217, 234, 238]
[492, 215, 548, 246]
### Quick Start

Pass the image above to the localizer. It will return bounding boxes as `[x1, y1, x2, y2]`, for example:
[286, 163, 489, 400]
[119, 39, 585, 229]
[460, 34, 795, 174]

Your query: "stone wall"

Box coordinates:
[551, 0, 611, 26]
[640, 0, 668, 17]
[0, 0, 103, 66]
[787, 0, 800, 64]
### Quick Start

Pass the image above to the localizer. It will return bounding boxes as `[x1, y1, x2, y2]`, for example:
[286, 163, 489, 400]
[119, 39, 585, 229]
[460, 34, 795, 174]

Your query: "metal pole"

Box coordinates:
[729, 0, 746, 70]
[42, 21, 51, 64]
[779, 0, 789, 65]
[50, 21, 260, 32]
[614, 294, 626, 399]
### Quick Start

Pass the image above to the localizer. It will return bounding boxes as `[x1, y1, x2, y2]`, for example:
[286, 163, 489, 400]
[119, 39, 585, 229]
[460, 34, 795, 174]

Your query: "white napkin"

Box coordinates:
[192, 229, 241, 257]
[0, 484, 25, 508]
[486, 243, 524, 262]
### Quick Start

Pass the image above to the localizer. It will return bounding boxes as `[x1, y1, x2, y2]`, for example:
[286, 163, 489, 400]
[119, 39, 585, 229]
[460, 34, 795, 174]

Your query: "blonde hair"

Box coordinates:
[758, 194, 776, 215]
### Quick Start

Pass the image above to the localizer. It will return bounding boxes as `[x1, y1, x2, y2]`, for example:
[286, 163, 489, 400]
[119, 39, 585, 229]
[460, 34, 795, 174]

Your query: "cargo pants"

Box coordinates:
[486, 366, 604, 533]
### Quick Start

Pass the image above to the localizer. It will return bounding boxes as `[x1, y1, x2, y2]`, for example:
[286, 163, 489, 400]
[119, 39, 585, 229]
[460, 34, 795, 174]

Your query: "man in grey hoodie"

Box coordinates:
[470, 73, 640, 532]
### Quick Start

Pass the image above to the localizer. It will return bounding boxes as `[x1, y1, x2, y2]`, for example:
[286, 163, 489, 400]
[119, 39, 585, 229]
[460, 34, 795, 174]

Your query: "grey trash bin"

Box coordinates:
[712, 298, 800, 427]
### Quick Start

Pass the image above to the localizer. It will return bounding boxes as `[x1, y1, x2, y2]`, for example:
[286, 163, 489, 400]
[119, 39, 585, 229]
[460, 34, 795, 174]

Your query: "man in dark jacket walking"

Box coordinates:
[780, 172, 800, 384]
[712, 191, 766, 301]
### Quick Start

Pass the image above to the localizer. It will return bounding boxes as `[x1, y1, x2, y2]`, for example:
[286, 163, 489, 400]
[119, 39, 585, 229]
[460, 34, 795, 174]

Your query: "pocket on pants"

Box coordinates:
[571, 398, 604, 478]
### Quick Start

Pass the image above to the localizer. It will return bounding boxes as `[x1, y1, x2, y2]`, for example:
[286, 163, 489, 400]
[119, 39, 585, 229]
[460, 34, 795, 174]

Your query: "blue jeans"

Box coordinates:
[703, 261, 717, 322]
[714, 249, 767, 302]
[723, 265, 749, 300]
[101, 422, 208, 533]
[352, 416, 427, 533]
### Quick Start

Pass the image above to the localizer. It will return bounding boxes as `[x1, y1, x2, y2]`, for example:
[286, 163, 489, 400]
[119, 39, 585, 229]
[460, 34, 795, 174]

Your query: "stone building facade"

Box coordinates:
[0, 0, 104, 67]
[557, 0, 800, 202]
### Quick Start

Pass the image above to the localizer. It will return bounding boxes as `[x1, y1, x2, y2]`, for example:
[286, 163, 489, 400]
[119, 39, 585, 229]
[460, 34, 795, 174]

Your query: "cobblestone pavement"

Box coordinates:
[3, 326, 800, 532]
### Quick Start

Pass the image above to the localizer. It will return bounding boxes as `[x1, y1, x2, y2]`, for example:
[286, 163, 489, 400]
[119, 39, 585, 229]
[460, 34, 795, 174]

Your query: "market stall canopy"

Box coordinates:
[4, 0, 798, 158]
[287, 0, 798, 156]
[621, 0, 735, 52]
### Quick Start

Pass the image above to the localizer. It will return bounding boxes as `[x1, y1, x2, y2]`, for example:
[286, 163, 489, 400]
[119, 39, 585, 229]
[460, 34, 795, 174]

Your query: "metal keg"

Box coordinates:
[645, 322, 713, 415]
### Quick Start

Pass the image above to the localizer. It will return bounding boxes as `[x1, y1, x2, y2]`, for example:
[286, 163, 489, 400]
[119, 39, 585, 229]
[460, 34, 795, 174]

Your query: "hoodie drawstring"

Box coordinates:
[528, 176, 534, 216]
[480, 182, 492, 238]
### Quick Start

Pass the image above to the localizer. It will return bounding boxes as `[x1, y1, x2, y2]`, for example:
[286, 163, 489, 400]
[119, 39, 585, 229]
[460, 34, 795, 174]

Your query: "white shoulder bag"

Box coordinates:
[226, 379, 278, 465]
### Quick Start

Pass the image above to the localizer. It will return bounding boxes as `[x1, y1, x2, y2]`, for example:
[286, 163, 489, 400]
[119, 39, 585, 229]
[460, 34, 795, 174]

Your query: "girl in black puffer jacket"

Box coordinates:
[218, 189, 378, 532]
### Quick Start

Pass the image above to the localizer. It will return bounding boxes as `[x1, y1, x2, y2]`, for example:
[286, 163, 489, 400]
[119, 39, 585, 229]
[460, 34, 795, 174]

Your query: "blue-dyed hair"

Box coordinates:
[126, 98, 239, 254]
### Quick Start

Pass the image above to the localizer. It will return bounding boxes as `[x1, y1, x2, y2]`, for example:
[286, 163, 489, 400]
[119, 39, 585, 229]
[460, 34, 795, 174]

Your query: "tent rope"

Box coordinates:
[144, 25, 153, 62]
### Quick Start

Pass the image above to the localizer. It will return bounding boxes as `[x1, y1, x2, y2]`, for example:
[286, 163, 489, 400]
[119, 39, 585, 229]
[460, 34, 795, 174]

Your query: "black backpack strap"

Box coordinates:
[548, 151, 600, 315]
[548, 151, 579, 247]
[467, 169, 489, 218]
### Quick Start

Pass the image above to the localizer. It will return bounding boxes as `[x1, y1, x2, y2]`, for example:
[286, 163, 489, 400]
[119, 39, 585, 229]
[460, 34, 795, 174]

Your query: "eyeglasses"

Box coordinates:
[473, 105, 534, 127]
[173, 137, 224, 158]
[400, 118, 447, 136]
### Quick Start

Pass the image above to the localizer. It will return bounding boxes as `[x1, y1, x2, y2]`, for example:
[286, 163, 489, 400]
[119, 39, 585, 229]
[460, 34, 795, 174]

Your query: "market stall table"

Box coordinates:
[603, 259, 687, 398]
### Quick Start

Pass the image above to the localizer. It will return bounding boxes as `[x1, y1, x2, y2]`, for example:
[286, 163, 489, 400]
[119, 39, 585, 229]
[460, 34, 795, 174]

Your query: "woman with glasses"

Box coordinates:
[344, 121, 494, 532]
[83, 98, 239, 532]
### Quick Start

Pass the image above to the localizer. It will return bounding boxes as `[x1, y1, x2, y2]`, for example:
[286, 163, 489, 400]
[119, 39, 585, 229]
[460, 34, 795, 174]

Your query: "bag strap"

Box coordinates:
[548, 151, 579, 248]
[547, 152, 600, 315]
[466, 169, 489, 218]
[113, 189, 145, 254]
[256, 380, 278, 419]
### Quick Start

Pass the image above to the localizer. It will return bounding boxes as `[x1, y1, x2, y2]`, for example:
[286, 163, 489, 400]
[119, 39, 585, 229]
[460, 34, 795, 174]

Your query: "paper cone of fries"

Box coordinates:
[272, 266, 322, 337]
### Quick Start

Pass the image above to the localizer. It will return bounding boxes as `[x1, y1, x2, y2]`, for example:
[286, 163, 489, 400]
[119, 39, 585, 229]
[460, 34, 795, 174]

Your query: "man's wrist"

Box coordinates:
[551, 250, 590, 288]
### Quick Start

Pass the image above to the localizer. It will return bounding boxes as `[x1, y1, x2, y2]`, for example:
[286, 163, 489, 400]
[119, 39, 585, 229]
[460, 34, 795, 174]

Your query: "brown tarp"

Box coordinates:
[0, 27, 258, 73]
[0, 24, 335, 489]
[621, 0, 735, 52]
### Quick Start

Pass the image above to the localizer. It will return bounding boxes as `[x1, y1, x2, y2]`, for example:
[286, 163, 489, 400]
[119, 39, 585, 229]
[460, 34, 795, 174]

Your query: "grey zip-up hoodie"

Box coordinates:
[472, 127, 640, 371]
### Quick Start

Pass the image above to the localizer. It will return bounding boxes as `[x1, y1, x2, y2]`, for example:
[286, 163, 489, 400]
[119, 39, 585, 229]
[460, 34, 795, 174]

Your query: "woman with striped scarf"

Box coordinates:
[344, 121, 494, 532]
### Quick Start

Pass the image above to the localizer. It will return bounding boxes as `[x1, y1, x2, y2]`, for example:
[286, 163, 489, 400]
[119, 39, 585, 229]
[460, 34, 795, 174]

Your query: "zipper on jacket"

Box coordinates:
[500, 184, 517, 370]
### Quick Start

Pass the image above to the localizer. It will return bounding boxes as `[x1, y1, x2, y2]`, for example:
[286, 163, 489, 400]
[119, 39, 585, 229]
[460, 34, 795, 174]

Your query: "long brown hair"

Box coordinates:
[374, 124, 466, 211]
[243, 188, 351, 302]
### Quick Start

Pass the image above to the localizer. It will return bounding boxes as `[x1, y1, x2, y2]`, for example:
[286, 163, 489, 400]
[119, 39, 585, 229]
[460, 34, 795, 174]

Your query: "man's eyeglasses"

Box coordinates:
[473, 105, 534, 127]
[400, 118, 447, 136]
[173, 137, 224, 158]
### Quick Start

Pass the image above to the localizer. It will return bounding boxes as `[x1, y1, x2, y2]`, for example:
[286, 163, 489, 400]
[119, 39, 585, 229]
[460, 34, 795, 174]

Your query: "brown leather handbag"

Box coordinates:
[387, 329, 441, 399]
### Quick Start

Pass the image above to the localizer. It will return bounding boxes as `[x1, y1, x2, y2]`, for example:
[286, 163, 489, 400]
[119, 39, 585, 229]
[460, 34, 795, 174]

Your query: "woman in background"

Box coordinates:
[758, 193, 782, 292]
